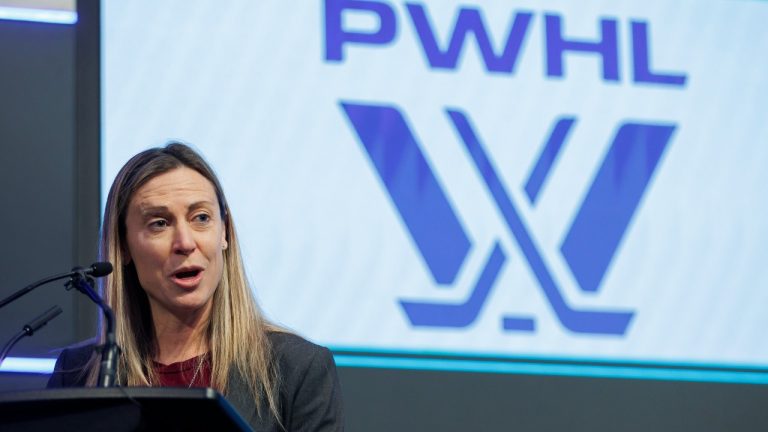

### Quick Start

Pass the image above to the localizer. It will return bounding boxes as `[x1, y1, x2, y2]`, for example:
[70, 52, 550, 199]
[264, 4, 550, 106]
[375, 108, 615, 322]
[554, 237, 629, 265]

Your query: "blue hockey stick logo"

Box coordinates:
[341, 101, 675, 335]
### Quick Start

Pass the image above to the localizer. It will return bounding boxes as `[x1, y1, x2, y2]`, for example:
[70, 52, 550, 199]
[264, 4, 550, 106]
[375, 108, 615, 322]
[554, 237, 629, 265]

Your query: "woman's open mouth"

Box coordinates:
[170, 267, 204, 288]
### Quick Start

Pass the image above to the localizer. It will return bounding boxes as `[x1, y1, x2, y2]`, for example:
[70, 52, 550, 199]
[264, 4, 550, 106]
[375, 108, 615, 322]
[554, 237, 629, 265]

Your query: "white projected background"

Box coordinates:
[102, 0, 768, 369]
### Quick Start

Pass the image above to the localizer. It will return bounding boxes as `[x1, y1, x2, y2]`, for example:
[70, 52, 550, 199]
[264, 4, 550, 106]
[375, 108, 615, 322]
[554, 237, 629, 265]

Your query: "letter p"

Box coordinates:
[324, 0, 396, 61]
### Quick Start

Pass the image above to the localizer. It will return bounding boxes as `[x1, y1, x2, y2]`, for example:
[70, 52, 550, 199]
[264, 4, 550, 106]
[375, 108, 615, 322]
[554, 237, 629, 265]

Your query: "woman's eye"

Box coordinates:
[193, 213, 211, 223]
[149, 219, 168, 229]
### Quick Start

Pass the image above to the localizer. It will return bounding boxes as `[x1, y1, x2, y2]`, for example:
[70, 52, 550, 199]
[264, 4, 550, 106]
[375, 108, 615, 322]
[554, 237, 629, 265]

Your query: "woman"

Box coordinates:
[48, 143, 344, 431]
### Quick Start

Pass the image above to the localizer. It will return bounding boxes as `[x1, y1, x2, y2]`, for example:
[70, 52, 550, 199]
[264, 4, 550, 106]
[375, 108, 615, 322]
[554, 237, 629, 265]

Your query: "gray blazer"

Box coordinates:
[48, 332, 344, 431]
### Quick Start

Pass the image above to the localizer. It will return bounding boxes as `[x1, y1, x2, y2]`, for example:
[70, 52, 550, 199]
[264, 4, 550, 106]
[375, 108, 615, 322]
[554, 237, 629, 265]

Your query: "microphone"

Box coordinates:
[0, 262, 113, 310]
[0, 263, 120, 387]
[78, 262, 113, 278]
[0, 306, 64, 367]
[24, 305, 64, 336]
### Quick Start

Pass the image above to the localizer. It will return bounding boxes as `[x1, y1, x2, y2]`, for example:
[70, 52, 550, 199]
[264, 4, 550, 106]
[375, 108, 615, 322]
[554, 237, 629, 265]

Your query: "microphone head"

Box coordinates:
[89, 262, 113, 277]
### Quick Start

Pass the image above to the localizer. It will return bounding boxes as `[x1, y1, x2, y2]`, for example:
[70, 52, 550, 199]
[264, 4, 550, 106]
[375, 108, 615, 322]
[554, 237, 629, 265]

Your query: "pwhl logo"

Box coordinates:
[327, 0, 683, 335]
[342, 103, 676, 335]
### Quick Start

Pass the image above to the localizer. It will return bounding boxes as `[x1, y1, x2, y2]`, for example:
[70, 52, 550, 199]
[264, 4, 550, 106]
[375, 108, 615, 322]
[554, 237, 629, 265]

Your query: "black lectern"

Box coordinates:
[0, 387, 252, 431]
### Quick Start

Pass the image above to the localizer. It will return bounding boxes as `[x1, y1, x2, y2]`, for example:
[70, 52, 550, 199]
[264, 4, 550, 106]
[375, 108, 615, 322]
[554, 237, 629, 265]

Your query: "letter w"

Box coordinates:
[407, 4, 532, 73]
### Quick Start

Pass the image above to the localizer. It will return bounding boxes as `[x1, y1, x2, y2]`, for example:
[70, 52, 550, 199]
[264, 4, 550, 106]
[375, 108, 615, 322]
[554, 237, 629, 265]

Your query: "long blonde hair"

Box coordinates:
[87, 142, 281, 421]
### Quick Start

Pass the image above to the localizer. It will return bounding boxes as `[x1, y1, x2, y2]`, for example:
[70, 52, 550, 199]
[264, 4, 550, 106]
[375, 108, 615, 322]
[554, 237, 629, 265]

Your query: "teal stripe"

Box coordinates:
[328, 345, 768, 372]
[333, 355, 768, 384]
[6, 353, 768, 384]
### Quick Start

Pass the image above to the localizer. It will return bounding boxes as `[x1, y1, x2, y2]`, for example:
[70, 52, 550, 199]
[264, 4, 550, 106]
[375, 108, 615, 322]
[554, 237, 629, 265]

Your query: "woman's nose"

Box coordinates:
[172, 223, 196, 255]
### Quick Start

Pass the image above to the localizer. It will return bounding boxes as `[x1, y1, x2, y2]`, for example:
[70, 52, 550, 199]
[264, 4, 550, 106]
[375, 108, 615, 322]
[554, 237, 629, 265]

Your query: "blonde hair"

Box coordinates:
[87, 142, 281, 422]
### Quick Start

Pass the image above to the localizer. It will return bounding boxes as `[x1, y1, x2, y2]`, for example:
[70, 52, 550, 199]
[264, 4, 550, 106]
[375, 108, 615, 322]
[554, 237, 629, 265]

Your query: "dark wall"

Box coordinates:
[0, 19, 96, 366]
[2, 10, 768, 432]
[0, 4, 101, 381]
[339, 367, 768, 432]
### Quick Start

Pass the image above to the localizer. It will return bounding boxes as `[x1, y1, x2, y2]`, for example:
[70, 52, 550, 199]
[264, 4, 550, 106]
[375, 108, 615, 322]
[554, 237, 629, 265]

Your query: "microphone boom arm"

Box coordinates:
[0, 305, 63, 367]
[0, 262, 113, 310]
[66, 269, 119, 388]
[0, 262, 118, 387]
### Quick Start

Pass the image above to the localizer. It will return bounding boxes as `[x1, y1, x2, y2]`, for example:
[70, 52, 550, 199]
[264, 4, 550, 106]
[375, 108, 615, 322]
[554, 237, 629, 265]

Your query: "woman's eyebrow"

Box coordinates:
[139, 205, 169, 216]
[188, 200, 217, 211]
[137, 201, 216, 219]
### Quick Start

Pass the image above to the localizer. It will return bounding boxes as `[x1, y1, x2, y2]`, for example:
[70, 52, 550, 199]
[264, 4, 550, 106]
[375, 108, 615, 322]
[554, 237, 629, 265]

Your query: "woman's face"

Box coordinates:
[124, 167, 227, 322]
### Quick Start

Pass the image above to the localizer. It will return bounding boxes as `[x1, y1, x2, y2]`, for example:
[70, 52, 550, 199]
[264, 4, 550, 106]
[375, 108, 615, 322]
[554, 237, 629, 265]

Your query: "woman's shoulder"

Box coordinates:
[267, 331, 328, 359]
[266, 330, 344, 430]
[59, 342, 99, 361]
[267, 330, 336, 379]
[47, 341, 99, 388]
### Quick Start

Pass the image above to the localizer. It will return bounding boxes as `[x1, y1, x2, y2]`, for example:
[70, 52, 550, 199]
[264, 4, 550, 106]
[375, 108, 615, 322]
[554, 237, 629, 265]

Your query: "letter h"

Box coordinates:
[545, 13, 619, 82]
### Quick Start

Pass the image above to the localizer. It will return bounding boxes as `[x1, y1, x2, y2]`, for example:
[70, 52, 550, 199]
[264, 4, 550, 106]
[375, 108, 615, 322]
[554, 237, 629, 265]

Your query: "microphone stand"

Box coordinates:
[0, 262, 113, 311]
[0, 262, 118, 386]
[0, 305, 63, 367]
[0, 272, 74, 310]
[66, 268, 119, 387]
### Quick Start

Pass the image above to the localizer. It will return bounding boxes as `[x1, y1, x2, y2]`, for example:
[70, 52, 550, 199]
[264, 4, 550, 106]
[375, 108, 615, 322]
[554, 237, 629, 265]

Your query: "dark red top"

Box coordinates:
[153, 353, 211, 388]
